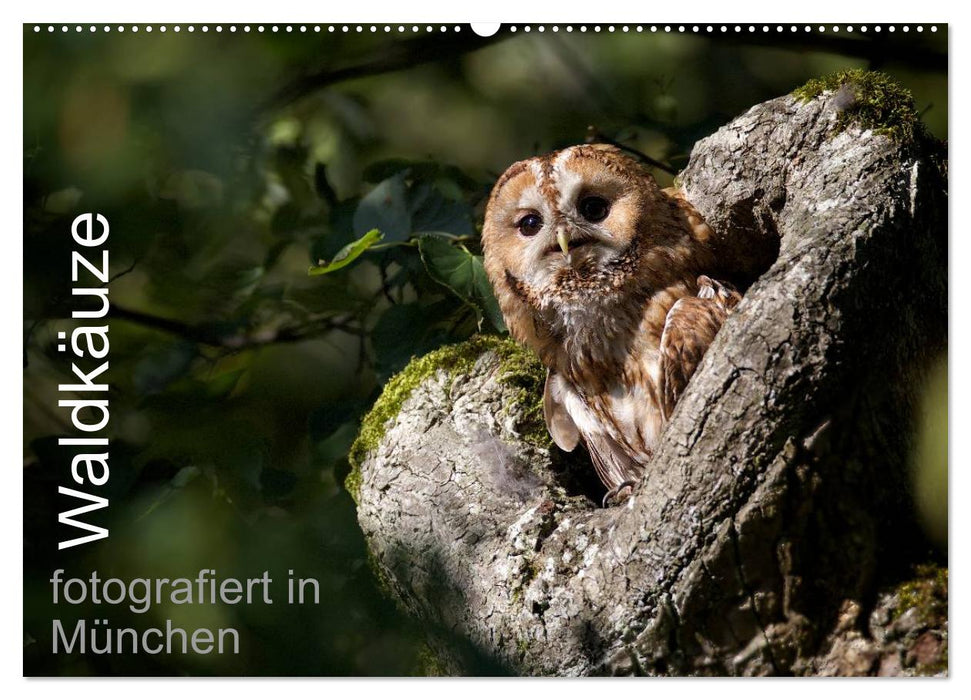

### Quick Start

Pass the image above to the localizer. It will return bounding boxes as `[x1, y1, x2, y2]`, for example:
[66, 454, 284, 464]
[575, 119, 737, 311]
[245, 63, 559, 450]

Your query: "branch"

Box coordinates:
[584, 126, 677, 175]
[109, 304, 363, 349]
[257, 31, 509, 114]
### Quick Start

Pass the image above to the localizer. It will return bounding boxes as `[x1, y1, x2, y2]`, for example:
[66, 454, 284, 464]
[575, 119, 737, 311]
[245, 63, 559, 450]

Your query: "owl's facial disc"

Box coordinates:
[482, 145, 661, 326]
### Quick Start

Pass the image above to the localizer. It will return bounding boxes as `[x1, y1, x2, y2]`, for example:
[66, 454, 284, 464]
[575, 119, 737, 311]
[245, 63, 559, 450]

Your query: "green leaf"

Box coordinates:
[418, 236, 507, 333]
[409, 182, 475, 237]
[362, 158, 415, 183]
[309, 229, 383, 275]
[353, 172, 411, 241]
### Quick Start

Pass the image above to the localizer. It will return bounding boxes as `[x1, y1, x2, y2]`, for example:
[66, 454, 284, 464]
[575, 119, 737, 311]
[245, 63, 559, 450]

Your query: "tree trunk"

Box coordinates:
[351, 73, 948, 676]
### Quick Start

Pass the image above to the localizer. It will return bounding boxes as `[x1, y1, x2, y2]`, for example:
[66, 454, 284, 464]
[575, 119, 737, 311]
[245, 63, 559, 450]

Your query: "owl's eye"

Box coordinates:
[578, 196, 610, 223]
[517, 213, 543, 237]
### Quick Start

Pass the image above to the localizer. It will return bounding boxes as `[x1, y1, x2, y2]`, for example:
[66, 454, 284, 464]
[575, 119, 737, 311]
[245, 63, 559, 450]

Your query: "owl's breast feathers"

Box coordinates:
[544, 275, 740, 491]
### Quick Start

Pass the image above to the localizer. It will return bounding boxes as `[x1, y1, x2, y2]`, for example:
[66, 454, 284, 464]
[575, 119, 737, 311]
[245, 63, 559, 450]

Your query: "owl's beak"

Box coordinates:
[556, 229, 571, 256]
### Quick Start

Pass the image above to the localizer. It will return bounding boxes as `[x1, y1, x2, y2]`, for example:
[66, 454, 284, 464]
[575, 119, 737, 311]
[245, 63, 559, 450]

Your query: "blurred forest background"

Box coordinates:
[23, 24, 947, 675]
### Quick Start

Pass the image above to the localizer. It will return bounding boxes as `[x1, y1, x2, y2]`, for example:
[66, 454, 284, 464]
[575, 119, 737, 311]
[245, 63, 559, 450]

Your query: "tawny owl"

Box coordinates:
[481, 144, 740, 506]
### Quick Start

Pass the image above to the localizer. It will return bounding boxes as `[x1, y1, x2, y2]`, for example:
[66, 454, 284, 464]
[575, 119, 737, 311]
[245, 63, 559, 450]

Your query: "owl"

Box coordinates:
[482, 144, 741, 506]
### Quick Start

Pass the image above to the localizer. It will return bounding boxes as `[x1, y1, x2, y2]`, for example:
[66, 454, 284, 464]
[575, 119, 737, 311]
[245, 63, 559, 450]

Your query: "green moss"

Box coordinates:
[411, 642, 449, 677]
[893, 563, 948, 625]
[792, 69, 921, 142]
[516, 637, 530, 658]
[345, 334, 548, 502]
[365, 543, 396, 599]
[497, 356, 552, 451]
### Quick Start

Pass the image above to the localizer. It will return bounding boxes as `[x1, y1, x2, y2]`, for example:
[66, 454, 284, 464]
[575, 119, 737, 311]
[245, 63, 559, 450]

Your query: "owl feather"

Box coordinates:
[482, 145, 740, 505]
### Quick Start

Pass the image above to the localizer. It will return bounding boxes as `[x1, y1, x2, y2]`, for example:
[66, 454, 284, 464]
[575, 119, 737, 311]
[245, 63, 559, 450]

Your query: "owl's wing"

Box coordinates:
[543, 370, 580, 451]
[545, 370, 641, 492]
[658, 276, 741, 421]
[585, 431, 643, 493]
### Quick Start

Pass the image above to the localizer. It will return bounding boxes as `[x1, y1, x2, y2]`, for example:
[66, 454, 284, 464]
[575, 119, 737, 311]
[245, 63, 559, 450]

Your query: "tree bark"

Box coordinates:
[353, 78, 948, 676]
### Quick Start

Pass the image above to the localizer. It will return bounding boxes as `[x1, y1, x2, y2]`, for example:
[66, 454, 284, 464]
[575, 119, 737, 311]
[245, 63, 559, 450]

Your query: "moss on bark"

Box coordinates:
[793, 69, 921, 142]
[345, 335, 547, 502]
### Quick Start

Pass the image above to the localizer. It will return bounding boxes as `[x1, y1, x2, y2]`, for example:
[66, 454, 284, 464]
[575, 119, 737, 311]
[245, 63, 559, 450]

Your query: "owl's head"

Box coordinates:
[482, 144, 708, 354]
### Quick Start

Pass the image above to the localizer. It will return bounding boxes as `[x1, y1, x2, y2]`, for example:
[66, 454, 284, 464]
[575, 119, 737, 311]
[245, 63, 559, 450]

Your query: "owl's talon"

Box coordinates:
[602, 480, 638, 508]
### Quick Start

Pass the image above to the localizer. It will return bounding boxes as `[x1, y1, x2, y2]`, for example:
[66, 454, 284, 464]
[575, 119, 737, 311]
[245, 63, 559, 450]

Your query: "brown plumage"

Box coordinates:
[481, 145, 741, 505]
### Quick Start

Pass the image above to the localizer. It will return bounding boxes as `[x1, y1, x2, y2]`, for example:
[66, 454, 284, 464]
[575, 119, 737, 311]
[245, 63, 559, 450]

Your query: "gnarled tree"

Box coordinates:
[348, 71, 948, 676]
